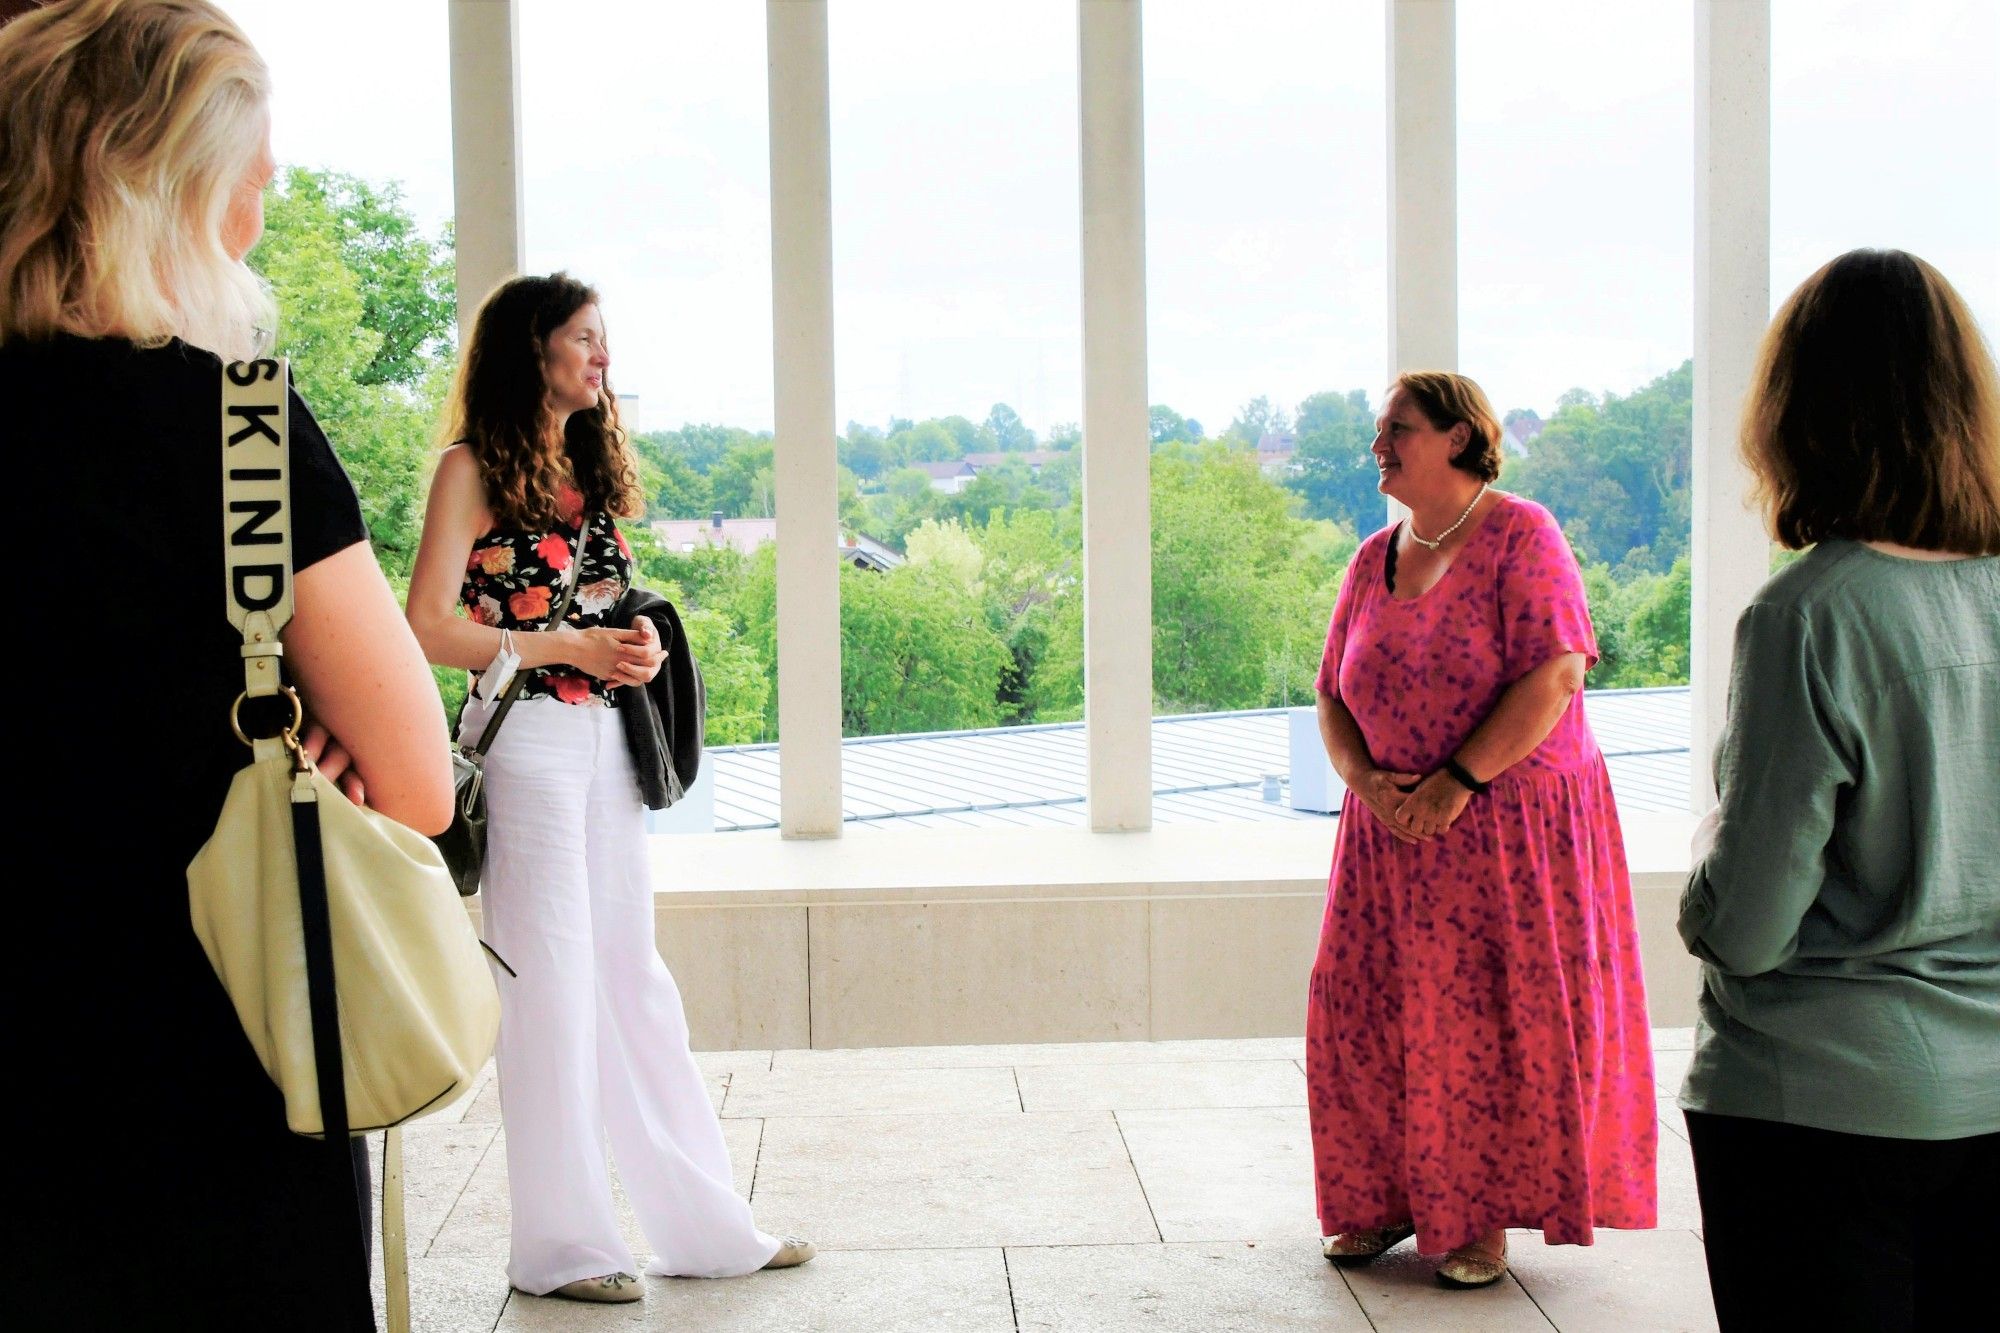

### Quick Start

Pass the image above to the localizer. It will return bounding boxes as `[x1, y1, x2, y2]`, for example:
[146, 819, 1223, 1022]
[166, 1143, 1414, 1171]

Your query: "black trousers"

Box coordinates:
[1684, 1110, 2000, 1333]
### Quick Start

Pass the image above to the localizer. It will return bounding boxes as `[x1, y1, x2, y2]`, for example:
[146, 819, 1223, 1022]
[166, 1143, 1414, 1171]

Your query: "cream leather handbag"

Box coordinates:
[187, 356, 497, 1139]
[186, 358, 499, 1332]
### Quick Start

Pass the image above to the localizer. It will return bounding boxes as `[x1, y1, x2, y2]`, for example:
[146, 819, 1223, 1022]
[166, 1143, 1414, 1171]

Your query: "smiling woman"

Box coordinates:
[1307, 370, 1655, 1289]
[403, 273, 815, 1302]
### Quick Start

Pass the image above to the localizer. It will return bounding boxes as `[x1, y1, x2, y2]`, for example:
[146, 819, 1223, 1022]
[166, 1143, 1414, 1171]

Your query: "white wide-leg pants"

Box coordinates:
[466, 696, 779, 1294]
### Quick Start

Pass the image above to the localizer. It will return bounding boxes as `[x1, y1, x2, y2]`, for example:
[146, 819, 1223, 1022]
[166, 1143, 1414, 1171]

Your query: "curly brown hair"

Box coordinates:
[1742, 248, 2000, 554]
[1391, 371, 1505, 482]
[443, 272, 644, 530]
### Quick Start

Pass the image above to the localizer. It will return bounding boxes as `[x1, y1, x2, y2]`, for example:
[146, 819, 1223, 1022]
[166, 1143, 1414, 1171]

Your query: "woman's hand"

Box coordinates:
[299, 721, 367, 808]
[561, 625, 656, 684]
[607, 617, 666, 688]
[1353, 768, 1428, 844]
[1394, 770, 1473, 839]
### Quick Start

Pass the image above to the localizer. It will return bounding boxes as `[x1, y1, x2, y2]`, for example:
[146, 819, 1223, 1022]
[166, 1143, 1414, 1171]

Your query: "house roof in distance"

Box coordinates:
[706, 686, 1692, 832]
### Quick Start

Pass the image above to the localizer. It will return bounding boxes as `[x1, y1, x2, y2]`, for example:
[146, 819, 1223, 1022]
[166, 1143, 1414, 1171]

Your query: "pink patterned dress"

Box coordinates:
[1306, 493, 1656, 1253]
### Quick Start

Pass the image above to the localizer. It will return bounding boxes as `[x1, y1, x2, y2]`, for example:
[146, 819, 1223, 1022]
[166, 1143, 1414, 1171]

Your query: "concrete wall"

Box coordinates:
[588, 820, 1702, 1050]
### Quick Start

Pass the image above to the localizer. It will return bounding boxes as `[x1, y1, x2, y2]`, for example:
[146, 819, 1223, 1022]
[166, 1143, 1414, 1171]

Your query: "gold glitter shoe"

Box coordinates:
[1321, 1222, 1416, 1267]
[1436, 1236, 1508, 1289]
[548, 1272, 643, 1303]
[763, 1237, 817, 1269]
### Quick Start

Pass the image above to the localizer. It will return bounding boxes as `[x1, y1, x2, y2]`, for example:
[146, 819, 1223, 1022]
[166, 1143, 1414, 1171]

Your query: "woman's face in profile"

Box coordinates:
[541, 302, 610, 417]
[221, 116, 276, 263]
[1371, 387, 1467, 500]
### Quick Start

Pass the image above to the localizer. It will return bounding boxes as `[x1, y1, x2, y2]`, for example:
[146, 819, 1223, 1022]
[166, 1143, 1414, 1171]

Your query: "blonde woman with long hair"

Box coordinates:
[2, 2, 451, 1327]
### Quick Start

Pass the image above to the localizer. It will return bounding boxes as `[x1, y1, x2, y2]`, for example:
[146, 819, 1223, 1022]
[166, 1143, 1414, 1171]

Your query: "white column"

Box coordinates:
[1385, 0, 1456, 524]
[1078, 0, 1153, 833]
[767, 0, 842, 838]
[1692, 0, 1771, 808]
[447, 0, 524, 345]
[1386, 0, 1457, 377]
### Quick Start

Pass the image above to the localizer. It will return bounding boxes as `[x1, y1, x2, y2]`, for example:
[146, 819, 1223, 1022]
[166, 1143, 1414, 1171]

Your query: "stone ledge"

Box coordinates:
[509, 813, 1707, 1049]
[638, 812, 1699, 906]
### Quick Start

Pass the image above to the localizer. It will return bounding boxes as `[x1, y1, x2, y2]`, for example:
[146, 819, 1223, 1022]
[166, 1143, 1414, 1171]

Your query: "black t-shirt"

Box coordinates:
[12, 333, 365, 936]
[4, 333, 374, 1326]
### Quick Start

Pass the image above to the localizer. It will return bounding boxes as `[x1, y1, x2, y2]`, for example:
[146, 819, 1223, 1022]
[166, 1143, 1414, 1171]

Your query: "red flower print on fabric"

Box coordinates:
[457, 503, 634, 707]
[548, 672, 592, 704]
[535, 533, 572, 571]
[508, 585, 553, 621]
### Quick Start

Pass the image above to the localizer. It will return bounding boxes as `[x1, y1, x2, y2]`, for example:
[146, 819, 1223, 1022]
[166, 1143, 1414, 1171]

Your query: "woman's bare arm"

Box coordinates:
[1316, 688, 1375, 788]
[1390, 652, 1587, 838]
[406, 445, 531, 671]
[405, 445, 650, 680]
[1318, 687, 1424, 845]
[286, 542, 455, 835]
[1452, 652, 1588, 780]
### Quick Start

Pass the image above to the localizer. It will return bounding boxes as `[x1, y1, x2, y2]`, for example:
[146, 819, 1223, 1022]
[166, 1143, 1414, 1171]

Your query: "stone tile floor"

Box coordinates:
[371, 1029, 1713, 1331]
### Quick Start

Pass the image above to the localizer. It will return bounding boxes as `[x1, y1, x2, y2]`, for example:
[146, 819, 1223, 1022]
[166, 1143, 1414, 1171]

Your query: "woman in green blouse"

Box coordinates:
[1679, 249, 2000, 1333]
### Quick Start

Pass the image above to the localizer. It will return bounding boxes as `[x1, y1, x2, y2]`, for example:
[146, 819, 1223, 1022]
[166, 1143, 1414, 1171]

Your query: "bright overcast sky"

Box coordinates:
[228, 0, 1996, 436]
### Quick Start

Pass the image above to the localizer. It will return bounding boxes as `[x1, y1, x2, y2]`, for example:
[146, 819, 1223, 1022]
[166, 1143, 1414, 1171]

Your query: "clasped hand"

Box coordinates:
[567, 620, 665, 688]
[1355, 767, 1472, 844]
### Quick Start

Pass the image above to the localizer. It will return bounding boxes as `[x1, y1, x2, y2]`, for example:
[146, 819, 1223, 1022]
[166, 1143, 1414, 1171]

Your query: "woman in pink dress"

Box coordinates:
[1306, 371, 1657, 1288]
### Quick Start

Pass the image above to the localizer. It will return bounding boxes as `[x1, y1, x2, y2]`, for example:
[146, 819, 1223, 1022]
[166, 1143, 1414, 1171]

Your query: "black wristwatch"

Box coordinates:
[1442, 757, 1490, 795]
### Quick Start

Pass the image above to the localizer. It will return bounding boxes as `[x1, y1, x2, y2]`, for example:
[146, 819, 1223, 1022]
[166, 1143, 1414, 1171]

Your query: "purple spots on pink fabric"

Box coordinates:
[1306, 495, 1657, 1253]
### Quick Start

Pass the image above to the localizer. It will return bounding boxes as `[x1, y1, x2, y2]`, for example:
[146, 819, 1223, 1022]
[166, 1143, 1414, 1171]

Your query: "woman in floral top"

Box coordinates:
[458, 473, 637, 706]
[406, 273, 812, 1304]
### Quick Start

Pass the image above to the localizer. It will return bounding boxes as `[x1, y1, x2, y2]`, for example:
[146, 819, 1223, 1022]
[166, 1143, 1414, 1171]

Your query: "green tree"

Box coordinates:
[1289, 388, 1384, 534]
[250, 167, 453, 580]
[709, 439, 777, 517]
[950, 457, 1040, 527]
[1223, 394, 1290, 446]
[887, 419, 959, 466]
[679, 606, 771, 745]
[1152, 445, 1327, 712]
[1045, 421, 1083, 451]
[971, 507, 1082, 723]
[937, 414, 992, 456]
[1149, 404, 1203, 446]
[840, 561, 1012, 735]
[984, 403, 1036, 452]
[839, 423, 890, 480]
[1502, 361, 1692, 573]
[272, 167, 455, 387]
[632, 439, 713, 518]
[644, 423, 762, 474]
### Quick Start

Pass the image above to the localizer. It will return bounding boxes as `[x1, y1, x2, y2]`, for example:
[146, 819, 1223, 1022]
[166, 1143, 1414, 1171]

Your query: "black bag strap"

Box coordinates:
[222, 359, 371, 1313]
[293, 794, 348, 1140]
[467, 512, 598, 757]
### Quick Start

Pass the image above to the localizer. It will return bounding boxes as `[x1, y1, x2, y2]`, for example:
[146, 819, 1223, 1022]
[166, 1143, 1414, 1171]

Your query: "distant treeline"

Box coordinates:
[255, 164, 1695, 742]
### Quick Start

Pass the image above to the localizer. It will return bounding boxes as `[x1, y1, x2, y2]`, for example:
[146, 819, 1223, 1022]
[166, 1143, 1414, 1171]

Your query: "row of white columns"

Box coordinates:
[447, 0, 1771, 829]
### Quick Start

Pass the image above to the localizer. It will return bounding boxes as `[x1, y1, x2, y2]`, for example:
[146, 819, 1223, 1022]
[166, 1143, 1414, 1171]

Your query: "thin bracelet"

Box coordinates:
[1442, 757, 1489, 795]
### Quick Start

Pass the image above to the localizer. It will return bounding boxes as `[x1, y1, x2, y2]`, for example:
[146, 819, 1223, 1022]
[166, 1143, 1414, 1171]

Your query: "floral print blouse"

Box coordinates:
[460, 484, 633, 706]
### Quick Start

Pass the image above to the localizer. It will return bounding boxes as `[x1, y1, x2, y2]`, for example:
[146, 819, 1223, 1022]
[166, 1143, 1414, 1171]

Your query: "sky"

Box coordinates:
[226, 0, 1997, 437]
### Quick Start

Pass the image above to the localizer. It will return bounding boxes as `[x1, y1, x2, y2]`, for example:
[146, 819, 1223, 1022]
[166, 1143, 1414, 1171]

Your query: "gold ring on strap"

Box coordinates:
[229, 685, 305, 749]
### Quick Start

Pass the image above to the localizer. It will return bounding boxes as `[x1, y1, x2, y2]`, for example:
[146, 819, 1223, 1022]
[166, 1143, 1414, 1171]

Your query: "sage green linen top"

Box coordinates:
[1678, 540, 2000, 1140]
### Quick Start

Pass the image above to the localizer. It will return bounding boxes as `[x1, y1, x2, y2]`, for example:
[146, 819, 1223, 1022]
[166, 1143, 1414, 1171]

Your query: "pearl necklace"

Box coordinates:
[1408, 483, 1489, 551]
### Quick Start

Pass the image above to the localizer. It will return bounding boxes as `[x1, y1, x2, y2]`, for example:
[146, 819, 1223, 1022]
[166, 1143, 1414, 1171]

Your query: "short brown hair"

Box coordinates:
[1392, 371, 1504, 482]
[1743, 249, 2000, 553]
